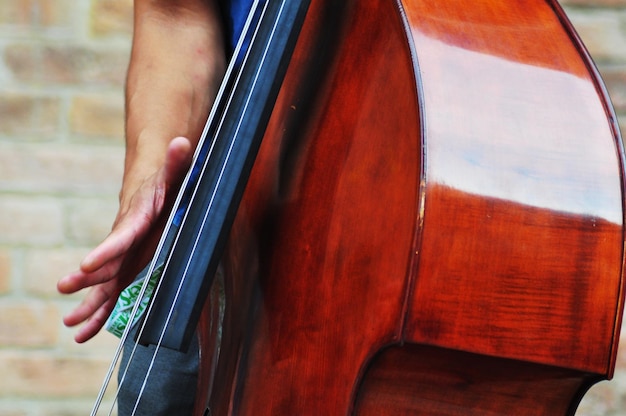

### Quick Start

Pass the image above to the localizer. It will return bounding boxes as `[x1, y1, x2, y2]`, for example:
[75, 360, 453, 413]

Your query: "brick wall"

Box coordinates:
[554, 1, 626, 414]
[0, 0, 623, 415]
[0, 0, 131, 414]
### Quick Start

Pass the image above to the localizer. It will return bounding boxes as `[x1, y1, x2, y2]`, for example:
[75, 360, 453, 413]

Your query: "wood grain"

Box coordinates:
[194, 0, 625, 414]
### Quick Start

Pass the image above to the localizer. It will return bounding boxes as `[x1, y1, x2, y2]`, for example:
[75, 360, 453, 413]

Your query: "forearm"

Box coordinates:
[122, 0, 226, 207]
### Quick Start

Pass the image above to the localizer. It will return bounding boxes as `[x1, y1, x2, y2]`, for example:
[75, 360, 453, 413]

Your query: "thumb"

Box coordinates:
[164, 136, 194, 189]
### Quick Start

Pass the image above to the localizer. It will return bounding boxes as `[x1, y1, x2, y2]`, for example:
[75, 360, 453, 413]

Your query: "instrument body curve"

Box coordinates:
[194, 0, 626, 414]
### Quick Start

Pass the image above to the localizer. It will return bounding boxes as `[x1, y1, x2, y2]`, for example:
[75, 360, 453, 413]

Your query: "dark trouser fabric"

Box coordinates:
[117, 324, 200, 416]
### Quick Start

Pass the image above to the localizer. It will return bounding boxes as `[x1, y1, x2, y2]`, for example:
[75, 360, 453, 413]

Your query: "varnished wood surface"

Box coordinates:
[194, 0, 626, 414]
[197, 1, 421, 413]
[353, 344, 598, 416]
[403, 0, 624, 375]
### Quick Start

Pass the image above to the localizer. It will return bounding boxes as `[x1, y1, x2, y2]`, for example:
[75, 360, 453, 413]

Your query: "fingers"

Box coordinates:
[65, 290, 118, 343]
[57, 260, 121, 295]
[58, 135, 194, 343]
[79, 218, 143, 273]
[74, 301, 117, 343]
[62, 285, 112, 326]
[81, 137, 191, 272]
[79, 180, 161, 274]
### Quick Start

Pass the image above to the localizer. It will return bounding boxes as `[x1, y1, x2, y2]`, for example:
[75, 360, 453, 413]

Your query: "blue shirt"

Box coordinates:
[220, 0, 256, 53]
[171, 0, 256, 228]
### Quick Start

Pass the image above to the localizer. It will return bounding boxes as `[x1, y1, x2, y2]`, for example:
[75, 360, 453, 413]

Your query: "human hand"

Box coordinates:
[57, 137, 193, 343]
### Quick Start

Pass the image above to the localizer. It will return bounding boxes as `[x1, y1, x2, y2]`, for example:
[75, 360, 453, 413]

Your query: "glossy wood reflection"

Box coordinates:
[195, 0, 625, 414]
[404, 0, 624, 376]
[197, 1, 422, 413]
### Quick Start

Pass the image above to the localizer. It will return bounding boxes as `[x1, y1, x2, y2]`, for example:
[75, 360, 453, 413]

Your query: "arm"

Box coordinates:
[58, 0, 226, 343]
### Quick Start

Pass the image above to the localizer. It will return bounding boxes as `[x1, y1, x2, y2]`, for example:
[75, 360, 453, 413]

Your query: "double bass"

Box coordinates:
[101, 0, 626, 414]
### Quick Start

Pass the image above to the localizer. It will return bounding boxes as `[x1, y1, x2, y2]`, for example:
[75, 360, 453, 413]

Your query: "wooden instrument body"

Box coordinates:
[195, 0, 626, 414]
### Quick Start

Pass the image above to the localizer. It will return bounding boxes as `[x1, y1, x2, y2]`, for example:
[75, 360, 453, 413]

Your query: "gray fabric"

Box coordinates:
[117, 324, 199, 416]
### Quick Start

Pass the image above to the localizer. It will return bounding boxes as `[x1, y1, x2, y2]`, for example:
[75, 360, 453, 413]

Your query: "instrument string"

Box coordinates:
[128, 2, 284, 412]
[89, 2, 264, 415]
[123, 1, 268, 412]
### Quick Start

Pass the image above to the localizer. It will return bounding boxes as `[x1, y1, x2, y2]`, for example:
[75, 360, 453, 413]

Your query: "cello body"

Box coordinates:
[194, 0, 626, 414]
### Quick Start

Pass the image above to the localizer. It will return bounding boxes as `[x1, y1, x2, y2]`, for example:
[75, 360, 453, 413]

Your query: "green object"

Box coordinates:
[104, 264, 163, 338]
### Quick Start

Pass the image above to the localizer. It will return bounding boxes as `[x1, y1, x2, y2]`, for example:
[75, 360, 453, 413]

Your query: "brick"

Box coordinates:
[578, 382, 619, 414]
[562, 0, 626, 6]
[35, 400, 103, 416]
[43, 403, 100, 416]
[0, 0, 84, 31]
[3, 43, 39, 83]
[61, 317, 120, 348]
[599, 66, 626, 113]
[0, 93, 61, 137]
[0, 401, 26, 416]
[566, 10, 626, 62]
[0, 142, 124, 195]
[0, 301, 60, 347]
[0, 350, 111, 397]
[66, 197, 118, 245]
[0, 1, 34, 27]
[70, 93, 125, 138]
[59, 317, 120, 355]
[41, 44, 130, 86]
[4, 42, 130, 87]
[579, 324, 626, 413]
[0, 196, 64, 246]
[0, 249, 11, 294]
[0, 399, 112, 416]
[38, 0, 84, 30]
[90, 0, 133, 37]
[22, 248, 89, 298]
